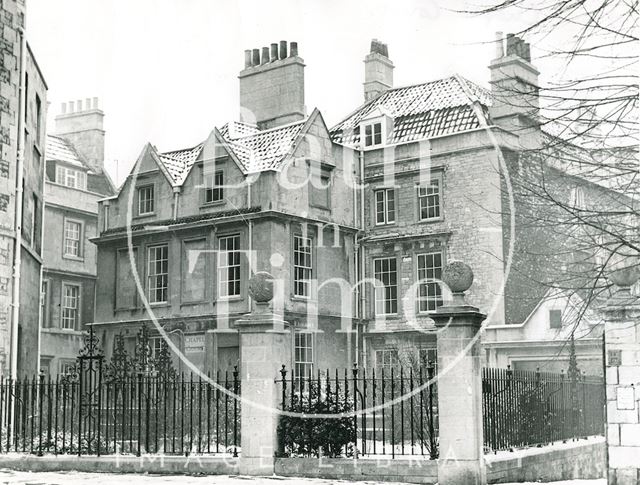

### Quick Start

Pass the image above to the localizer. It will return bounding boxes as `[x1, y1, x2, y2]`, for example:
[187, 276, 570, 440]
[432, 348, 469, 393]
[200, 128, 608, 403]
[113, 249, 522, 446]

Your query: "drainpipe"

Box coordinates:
[247, 175, 253, 313]
[10, 28, 27, 380]
[359, 147, 366, 365]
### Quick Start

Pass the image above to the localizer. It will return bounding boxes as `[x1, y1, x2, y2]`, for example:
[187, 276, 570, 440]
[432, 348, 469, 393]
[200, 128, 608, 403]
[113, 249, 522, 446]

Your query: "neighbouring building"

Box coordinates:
[0, 0, 48, 377]
[39, 99, 115, 376]
[93, 41, 359, 376]
[329, 36, 635, 374]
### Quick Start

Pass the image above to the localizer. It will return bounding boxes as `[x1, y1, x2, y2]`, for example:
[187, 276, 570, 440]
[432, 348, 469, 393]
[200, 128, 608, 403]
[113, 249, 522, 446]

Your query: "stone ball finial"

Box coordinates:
[248, 271, 275, 303]
[442, 261, 474, 294]
[607, 264, 640, 289]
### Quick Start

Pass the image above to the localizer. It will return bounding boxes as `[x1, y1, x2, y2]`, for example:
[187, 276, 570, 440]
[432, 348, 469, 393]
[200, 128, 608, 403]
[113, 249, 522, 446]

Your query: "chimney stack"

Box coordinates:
[363, 39, 394, 102]
[239, 40, 305, 130]
[54, 97, 106, 173]
[489, 32, 540, 149]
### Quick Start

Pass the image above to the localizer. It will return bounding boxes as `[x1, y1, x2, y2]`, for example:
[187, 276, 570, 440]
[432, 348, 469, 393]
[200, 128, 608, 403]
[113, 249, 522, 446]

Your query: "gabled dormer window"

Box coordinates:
[137, 185, 155, 216]
[56, 165, 87, 190]
[204, 170, 224, 204]
[364, 122, 383, 147]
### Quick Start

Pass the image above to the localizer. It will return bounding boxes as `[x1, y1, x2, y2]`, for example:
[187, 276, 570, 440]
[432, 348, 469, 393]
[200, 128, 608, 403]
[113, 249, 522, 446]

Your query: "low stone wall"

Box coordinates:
[275, 457, 438, 484]
[0, 453, 239, 475]
[485, 436, 606, 484]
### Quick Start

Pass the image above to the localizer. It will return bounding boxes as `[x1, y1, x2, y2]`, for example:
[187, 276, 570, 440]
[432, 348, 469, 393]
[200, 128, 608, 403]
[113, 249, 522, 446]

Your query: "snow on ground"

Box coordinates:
[0, 469, 607, 485]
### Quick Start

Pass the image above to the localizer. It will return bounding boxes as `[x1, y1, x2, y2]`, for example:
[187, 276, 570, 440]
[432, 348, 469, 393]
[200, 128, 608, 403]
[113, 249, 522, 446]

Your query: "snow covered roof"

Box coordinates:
[330, 75, 492, 145]
[46, 135, 88, 170]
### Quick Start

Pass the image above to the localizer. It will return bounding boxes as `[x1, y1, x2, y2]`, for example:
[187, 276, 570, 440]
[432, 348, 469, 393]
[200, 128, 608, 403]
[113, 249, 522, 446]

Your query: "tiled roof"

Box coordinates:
[223, 120, 306, 173]
[46, 135, 87, 169]
[330, 75, 492, 145]
[219, 121, 260, 140]
[158, 144, 203, 185]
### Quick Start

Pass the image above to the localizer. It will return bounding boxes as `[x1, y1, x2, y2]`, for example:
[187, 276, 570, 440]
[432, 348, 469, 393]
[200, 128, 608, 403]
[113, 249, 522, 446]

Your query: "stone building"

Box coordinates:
[39, 99, 114, 376]
[93, 41, 359, 376]
[330, 36, 635, 372]
[90, 35, 634, 377]
[0, 0, 47, 377]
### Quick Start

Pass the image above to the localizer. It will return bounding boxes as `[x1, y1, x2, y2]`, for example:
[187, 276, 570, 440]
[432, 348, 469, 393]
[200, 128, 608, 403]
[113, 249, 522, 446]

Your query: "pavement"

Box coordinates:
[0, 469, 607, 485]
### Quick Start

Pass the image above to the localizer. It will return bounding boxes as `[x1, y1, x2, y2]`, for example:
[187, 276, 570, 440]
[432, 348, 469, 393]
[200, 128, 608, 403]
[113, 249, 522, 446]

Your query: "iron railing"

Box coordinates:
[482, 367, 605, 453]
[275, 364, 438, 459]
[0, 371, 240, 456]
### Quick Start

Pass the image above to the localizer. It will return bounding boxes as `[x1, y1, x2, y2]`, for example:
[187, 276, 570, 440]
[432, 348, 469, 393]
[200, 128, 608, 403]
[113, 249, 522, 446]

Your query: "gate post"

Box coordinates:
[603, 263, 640, 485]
[236, 272, 290, 475]
[430, 262, 487, 485]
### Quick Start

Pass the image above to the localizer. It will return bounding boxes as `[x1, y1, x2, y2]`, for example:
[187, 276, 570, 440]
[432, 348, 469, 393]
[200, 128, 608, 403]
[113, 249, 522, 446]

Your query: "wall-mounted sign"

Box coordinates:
[184, 334, 205, 354]
[616, 386, 636, 410]
[608, 349, 622, 367]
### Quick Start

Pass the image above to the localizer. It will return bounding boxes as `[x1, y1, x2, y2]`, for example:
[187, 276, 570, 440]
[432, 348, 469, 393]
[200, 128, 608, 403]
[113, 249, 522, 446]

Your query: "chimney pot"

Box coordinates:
[279, 40, 287, 59]
[506, 33, 516, 56]
[85, 98, 91, 110]
[495, 31, 504, 58]
[523, 42, 531, 62]
[244, 49, 252, 68]
[290, 41, 298, 57]
[93, 97, 98, 109]
[61, 102, 67, 114]
[270, 43, 278, 61]
[77, 99, 83, 111]
[252, 48, 260, 66]
[69, 101, 75, 113]
[261, 46, 269, 64]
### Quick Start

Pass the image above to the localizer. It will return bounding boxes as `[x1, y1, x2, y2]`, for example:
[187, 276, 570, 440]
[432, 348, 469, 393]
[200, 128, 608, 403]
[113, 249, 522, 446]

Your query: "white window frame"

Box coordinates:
[374, 188, 395, 225]
[417, 251, 444, 313]
[294, 332, 314, 379]
[293, 235, 313, 298]
[137, 185, 155, 216]
[205, 170, 224, 204]
[61, 283, 81, 330]
[375, 349, 399, 374]
[56, 165, 87, 190]
[373, 256, 398, 315]
[147, 244, 169, 304]
[59, 359, 76, 376]
[150, 337, 164, 358]
[63, 218, 83, 258]
[417, 178, 442, 221]
[218, 234, 241, 298]
[364, 121, 383, 147]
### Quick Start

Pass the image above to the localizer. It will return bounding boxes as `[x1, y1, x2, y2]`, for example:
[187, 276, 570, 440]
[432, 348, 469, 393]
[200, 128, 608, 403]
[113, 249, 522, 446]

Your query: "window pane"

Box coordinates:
[417, 252, 444, 312]
[374, 257, 397, 315]
[294, 332, 313, 381]
[63, 220, 81, 257]
[148, 245, 169, 303]
[61, 284, 79, 329]
[138, 186, 154, 215]
[418, 179, 441, 221]
[218, 235, 241, 297]
[293, 236, 312, 297]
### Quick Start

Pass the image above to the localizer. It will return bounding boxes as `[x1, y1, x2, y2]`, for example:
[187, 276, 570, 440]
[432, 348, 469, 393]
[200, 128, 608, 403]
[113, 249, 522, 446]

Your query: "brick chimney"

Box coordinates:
[55, 97, 105, 173]
[239, 40, 305, 130]
[489, 32, 541, 149]
[364, 39, 394, 102]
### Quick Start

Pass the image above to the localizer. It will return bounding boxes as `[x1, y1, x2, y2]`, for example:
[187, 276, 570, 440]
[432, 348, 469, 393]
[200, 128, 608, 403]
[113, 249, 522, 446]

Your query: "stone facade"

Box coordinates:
[602, 272, 640, 485]
[0, 0, 47, 377]
[39, 103, 114, 376]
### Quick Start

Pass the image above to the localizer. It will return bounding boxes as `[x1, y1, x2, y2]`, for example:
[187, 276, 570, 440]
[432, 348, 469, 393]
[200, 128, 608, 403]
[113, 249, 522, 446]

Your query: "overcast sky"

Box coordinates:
[27, 0, 534, 185]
